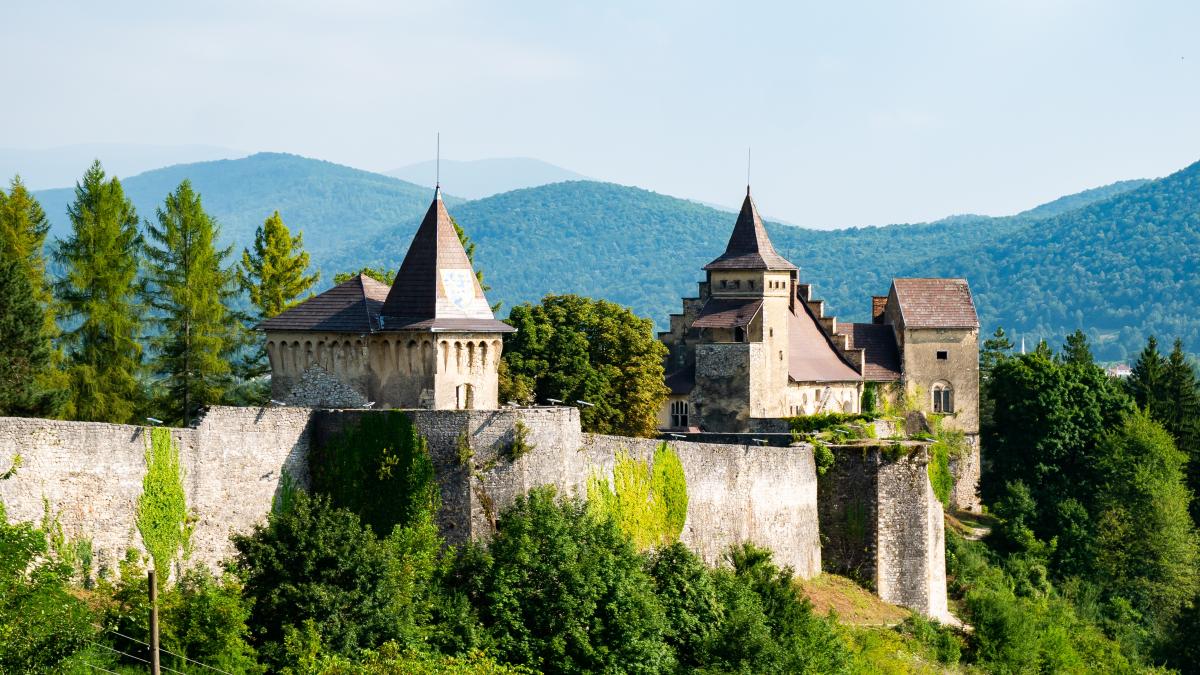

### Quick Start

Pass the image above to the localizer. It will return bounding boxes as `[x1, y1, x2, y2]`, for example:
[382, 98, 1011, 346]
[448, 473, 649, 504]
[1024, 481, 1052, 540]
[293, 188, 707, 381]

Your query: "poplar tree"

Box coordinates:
[238, 211, 318, 320]
[144, 180, 237, 426]
[53, 161, 144, 423]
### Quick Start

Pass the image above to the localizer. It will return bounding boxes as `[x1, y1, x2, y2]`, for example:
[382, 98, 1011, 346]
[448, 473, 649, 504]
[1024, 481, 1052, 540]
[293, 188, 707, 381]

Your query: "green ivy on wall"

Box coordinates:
[587, 443, 688, 550]
[137, 427, 193, 581]
[926, 416, 967, 508]
[309, 411, 438, 537]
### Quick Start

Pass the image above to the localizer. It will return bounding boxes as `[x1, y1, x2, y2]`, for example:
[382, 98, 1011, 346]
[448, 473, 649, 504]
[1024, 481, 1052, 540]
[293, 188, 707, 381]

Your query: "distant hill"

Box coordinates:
[36, 153, 449, 270]
[29, 151, 1184, 360]
[385, 158, 587, 199]
[1, 143, 243, 190]
[914, 163, 1200, 361]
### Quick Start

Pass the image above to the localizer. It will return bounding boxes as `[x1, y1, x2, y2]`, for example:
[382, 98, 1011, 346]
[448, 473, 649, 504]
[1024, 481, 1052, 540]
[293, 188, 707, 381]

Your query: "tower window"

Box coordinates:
[749, 280, 755, 289]
[932, 382, 954, 414]
[936, 350, 949, 360]
[720, 280, 727, 288]
[734, 326, 746, 342]
[671, 400, 690, 428]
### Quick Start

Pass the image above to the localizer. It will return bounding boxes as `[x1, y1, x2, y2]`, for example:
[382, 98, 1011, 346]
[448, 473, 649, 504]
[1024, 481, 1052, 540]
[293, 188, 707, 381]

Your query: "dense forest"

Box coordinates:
[32, 152, 1198, 361]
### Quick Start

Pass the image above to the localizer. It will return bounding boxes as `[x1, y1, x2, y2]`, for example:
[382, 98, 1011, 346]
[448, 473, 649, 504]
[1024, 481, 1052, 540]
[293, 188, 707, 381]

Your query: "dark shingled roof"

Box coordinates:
[692, 298, 764, 328]
[892, 278, 979, 329]
[704, 190, 797, 271]
[380, 189, 511, 333]
[847, 323, 901, 381]
[257, 274, 389, 333]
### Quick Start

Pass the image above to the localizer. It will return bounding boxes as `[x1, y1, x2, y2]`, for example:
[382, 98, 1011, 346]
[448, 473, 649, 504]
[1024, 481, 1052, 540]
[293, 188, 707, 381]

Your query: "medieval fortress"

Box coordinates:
[0, 185, 979, 622]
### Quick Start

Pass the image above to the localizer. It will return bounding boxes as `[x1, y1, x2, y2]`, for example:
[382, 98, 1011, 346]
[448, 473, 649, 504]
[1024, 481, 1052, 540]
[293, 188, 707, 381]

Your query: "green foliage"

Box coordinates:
[448, 487, 675, 673]
[335, 266, 396, 285]
[502, 419, 534, 462]
[137, 427, 193, 579]
[0, 248, 59, 416]
[895, 615, 962, 666]
[788, 411, 876, 434]
[274, 470, 302, 516]
[0, 502, 100, 672]
[926, 419, 965, 508]
[859, 381, 878, 414]
[587, 444, 688, 550]
[309, 411, 438, 536]
[53, 160, 144, 423]
[144, 179, 239, 425]
[239, 210, 319, 320]
[811, 439, 835, 476]
[233, 490, 444, 669]
[501, 294, 668, 437]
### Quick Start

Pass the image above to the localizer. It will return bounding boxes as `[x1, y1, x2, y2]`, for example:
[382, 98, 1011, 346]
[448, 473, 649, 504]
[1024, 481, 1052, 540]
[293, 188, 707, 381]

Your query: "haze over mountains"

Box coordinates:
[385, 158, 587, 199]
[0, 143, 244, 190]
[28, 152, 1198, 361]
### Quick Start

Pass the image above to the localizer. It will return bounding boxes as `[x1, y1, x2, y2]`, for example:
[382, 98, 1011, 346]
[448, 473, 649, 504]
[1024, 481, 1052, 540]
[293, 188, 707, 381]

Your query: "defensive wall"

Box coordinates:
[0, 405, 948, 620]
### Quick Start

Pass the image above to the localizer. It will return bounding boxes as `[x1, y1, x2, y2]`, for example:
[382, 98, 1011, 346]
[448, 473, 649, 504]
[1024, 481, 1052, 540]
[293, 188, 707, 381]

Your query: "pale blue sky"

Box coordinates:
[3, 0, 1198, 227]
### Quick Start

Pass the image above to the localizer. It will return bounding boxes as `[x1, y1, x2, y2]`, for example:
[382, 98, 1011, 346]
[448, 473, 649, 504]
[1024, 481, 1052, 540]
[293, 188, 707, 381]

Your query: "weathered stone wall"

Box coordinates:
[694, 343, 754, 431]
[949, 433, 982, 512]
[0, 407, 311, 577]
[818, 443, 950, 621]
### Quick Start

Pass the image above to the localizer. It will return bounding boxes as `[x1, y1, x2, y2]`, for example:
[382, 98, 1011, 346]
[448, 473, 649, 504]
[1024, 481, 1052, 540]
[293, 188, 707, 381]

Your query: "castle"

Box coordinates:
[0, 182, 976, 622]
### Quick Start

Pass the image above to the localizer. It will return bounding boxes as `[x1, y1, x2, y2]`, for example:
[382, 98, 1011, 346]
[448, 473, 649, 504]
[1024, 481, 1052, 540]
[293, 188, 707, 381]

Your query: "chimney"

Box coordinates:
[872, 296, 888, 324]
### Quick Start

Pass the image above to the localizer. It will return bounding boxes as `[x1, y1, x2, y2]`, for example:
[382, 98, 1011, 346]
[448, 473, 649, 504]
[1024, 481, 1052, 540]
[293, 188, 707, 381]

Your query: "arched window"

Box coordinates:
[932, 382, 954, 414]
[670, 400, 689, 428]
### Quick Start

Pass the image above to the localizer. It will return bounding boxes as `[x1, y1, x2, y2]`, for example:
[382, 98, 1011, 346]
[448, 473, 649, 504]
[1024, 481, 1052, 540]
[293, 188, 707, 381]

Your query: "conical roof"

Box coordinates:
[380, 189, 513, 333]
[704, 189, 797, 271]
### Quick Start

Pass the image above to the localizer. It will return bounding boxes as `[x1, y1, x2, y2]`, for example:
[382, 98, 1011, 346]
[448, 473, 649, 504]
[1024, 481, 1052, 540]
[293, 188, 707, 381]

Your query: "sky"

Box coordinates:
[2, 0, 1199, 228]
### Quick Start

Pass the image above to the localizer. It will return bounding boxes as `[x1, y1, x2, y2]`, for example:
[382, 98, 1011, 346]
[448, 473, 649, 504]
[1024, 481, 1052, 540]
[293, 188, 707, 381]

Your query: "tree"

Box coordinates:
[334, 267, 395, 285]
[0, 177, 56, 337]
[980, 327, 1015, 430]
[447, 487, 674, 674]
[239, 211, 318, 320]
[1161, 339, 1200, 525]
[1093, 411, 1199, 636]
[53, 161, 144, 423]
[501, 294, 668, 436]
[1060, 329, 1093, 366]
[233, 490, 442, 670]
[1127, 336, 1168, 418]
[0, 252, 58, 416]
[144, 180, 238, 426]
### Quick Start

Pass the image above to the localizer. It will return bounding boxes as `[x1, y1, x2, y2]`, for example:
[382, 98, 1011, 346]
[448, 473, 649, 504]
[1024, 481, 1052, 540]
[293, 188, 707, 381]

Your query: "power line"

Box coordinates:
[84, 663, 119, 674]
[88, 641, 188, 675]
[103, 627, 236, 675]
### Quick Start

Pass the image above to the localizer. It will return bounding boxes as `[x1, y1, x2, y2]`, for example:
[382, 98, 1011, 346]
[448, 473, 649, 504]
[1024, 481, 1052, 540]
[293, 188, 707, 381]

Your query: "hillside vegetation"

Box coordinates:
[33, 152, 1196, 360]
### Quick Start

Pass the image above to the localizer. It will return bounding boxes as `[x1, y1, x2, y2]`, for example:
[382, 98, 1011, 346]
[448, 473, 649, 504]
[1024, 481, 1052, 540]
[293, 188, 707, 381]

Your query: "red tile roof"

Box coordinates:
[692, 298, 764, 328]
[846, 323, 901, 381]
[892, 278, 978, 329]
[704, 191, 797, 271]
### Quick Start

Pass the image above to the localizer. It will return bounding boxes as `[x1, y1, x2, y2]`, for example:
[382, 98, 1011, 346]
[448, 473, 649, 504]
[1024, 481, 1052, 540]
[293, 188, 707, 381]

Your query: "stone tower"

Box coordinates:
[259, 188, 513, 409]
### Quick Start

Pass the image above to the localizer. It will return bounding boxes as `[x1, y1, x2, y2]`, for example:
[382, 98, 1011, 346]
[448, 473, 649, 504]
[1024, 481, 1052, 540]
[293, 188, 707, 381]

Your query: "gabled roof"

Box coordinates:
[846, 323, 901, 381]
[380, 188, 512, 333]
[257, 274, 389, 333]
[704, 190, 797, 271]
[692, 298, 763, 328]
[788, 304, 861, 383]
[891, 278, 979, 329]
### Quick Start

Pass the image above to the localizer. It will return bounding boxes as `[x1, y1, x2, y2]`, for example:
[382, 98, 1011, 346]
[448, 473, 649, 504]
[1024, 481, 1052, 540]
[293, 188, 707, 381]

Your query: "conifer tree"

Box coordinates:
[237, 211, 318, 320]
[144, 180, 237, 426]
[1061, 329, 1094, 366]
[0, 176, 66, 414]
[1162, 339, 1200, 524]
[1128, 336, 1168, 418]
[53, 161, 144, 423]
[0, 246, 56, 416]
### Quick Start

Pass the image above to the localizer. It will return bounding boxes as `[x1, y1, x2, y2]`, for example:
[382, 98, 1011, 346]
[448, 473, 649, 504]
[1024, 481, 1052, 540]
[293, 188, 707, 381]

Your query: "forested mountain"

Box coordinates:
[918, 162, 1200, 361]
[31, 152, 1188, 360]
[35, 152, 450, 268]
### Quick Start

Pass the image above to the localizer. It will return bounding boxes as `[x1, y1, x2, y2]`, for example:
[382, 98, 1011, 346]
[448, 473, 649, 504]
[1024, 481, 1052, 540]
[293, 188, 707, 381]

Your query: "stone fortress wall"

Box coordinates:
[0, 405, 949, 620]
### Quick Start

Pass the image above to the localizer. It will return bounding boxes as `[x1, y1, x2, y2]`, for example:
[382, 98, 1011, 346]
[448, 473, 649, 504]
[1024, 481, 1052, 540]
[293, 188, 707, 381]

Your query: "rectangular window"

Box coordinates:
[671, 400, 689, 428]
[936, 350, 949, 360]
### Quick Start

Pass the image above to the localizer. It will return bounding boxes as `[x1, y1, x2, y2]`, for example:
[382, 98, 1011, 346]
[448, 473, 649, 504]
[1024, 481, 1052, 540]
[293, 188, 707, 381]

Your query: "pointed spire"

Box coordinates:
[703, 190, 797, 271]
[379, 192, 511, 332]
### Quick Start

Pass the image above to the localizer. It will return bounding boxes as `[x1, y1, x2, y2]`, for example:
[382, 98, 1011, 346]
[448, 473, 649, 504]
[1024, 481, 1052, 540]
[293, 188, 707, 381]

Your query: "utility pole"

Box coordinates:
[148, 569, 161, 675]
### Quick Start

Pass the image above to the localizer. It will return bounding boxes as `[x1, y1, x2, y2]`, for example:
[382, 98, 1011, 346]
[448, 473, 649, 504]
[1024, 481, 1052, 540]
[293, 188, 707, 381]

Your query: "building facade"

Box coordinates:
[259, 188, 513, 410]
[658, 189, 980, 470]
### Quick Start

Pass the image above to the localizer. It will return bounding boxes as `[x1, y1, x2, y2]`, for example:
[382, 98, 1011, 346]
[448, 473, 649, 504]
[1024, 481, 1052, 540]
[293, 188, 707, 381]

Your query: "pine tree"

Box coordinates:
[1162, 339, 1200, 525]
[0, 246, 56, 415]
[238, 211, 318, 320]
[1061, 329, 1094, 366]
[1128, 336, 1168, 418]
[53, 161, 144, 423]
[0, 176, 66, 414]
[143, 180, 237, 426]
